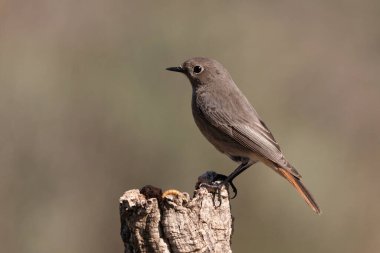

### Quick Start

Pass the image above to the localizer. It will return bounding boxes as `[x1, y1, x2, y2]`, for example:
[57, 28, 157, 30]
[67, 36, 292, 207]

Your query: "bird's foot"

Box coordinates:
[197, 172, 238, 205]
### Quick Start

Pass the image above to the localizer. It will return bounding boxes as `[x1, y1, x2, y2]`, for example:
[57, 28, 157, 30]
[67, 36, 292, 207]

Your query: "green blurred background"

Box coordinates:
[1, 1, 379, 252]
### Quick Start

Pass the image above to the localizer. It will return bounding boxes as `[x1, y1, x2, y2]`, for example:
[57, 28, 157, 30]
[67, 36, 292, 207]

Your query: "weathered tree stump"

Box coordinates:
[119, 171, 234, 253]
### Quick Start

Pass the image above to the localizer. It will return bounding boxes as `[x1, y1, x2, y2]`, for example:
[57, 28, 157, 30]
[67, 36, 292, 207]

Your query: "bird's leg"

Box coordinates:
[205, 173, 238, 198]
[222, 160, 254, 198]
[199, 161, 254, 201]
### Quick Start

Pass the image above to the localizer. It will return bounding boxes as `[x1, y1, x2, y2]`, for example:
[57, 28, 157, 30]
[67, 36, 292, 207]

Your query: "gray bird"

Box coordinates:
[166, 57, 320, 214]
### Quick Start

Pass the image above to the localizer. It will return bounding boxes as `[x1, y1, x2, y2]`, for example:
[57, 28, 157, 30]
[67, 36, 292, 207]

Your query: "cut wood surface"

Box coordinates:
[119, 171, 234, 253]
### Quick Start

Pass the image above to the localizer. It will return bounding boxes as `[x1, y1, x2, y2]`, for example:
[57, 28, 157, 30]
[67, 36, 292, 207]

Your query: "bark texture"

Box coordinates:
[119, 171, 234, 253]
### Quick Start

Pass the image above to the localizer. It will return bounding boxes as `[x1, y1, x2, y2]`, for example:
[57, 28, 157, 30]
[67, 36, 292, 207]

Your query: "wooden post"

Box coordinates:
[119, 171, 234, 253]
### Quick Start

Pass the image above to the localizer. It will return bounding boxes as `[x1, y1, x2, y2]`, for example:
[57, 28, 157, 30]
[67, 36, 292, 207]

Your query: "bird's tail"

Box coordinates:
[278, 167, 321, 214]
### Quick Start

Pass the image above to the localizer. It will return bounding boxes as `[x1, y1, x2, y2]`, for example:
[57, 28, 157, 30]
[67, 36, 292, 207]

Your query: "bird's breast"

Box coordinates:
[191, 93, 251, 159]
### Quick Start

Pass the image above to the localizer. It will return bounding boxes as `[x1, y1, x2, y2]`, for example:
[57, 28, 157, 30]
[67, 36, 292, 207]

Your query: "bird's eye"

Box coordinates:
[193, 65, 203, 74]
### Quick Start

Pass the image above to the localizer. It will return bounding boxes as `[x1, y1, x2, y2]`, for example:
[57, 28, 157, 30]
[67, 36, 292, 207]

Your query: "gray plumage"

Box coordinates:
[167, 57, 320, 214]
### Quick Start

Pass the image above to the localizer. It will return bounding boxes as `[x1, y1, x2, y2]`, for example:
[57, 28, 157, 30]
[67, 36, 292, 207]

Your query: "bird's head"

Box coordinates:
[166, 57, 231, 88]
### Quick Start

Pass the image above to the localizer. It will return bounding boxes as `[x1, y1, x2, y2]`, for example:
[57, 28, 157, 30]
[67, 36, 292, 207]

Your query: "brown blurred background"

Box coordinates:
[1, 1, 379, 252]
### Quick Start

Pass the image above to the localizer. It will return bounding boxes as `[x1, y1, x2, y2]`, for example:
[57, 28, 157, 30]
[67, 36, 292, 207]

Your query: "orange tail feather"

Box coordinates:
[278, 168, 321, 214]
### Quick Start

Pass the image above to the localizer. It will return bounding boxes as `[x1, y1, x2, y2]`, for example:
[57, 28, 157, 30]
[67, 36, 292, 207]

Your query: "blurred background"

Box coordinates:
[1, 1, 379, 252]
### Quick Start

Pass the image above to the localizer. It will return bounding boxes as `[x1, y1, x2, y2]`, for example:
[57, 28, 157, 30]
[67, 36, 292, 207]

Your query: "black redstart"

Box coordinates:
[166, 57, 320, 214]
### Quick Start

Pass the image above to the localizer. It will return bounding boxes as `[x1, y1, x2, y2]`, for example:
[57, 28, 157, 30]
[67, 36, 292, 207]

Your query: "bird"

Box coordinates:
[166, 57, 321, 214]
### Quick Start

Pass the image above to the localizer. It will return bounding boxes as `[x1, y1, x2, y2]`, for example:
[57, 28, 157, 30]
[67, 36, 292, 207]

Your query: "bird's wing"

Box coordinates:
[198, 97, 300, 178]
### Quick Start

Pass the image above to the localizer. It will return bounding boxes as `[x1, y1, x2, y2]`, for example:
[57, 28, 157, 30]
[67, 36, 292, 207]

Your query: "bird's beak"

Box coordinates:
[166, 66, 185, 73]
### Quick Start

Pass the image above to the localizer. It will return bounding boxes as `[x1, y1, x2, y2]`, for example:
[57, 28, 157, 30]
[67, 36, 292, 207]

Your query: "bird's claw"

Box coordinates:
[199, 178, 238, 205]
[212, 174, 238, 199]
